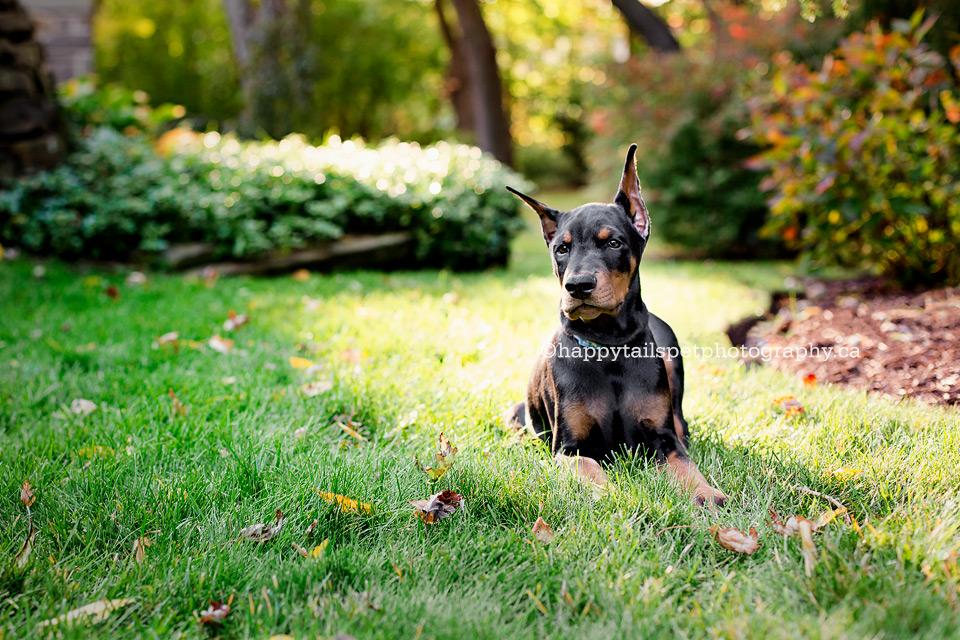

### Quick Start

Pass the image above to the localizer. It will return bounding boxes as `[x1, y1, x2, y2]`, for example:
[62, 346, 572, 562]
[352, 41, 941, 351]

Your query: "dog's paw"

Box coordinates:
[692, 485, 728, 509]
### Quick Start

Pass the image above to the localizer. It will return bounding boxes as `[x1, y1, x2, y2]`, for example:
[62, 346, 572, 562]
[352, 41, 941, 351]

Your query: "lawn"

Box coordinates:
[2, 205, 960, 639]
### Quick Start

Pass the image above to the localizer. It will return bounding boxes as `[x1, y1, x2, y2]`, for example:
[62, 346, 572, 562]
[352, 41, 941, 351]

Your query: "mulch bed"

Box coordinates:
[742, 278, 960, 407]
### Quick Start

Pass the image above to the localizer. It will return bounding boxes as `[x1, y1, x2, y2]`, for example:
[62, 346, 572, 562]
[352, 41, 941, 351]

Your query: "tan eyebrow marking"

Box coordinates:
[562, 231, 572, 243]
[597, 228, 612, 240]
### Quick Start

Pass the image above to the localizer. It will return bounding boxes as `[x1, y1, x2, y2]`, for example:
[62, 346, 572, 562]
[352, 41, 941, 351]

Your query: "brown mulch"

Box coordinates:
[742, 278, 960, 407]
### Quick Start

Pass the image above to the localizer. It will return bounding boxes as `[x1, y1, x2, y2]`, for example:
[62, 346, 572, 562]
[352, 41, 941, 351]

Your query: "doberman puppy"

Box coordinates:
[504, 144, 727, 506]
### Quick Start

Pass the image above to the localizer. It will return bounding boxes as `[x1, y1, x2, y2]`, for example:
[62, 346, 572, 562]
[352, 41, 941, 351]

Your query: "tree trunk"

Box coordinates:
[610, 0, 681, 53]
[434, 0, 474, 133]
[450, 0, 512, 166]
[0, 0, 64, 178]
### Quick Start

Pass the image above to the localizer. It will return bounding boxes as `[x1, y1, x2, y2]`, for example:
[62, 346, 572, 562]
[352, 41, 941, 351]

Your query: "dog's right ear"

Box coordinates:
[506, 186, 561, 244]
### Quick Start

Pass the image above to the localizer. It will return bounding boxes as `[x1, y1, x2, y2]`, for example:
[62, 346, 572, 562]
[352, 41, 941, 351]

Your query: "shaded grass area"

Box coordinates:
[1, 214, 959, 639]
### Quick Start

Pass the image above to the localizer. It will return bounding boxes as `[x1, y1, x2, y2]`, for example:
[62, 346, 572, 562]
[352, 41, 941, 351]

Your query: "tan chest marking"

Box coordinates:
[623, 390, 670, 430]
[562, 396, 610, 440]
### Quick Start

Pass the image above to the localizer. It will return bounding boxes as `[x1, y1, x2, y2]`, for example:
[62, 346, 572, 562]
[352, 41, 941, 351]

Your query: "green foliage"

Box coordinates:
[58, 77, 185, 138]
[747, 13, 960, 286]
[1, 88, 528, 270]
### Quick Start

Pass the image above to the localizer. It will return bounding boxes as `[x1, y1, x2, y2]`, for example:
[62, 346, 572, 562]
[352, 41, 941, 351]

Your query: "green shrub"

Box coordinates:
[0, 85, 528, 270]
[747, 13, 960, 286]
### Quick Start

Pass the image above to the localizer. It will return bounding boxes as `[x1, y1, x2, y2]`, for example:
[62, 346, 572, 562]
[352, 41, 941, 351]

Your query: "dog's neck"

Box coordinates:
[561, 275, 648, 347]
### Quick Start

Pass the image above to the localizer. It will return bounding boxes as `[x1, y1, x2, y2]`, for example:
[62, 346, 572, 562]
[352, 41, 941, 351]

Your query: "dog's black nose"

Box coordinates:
[565, 273, 597, 299]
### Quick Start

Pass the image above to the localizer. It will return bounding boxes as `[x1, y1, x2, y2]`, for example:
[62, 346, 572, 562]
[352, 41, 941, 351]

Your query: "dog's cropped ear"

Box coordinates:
[614, 144, 650, 240]
[506, 186, 561, 244]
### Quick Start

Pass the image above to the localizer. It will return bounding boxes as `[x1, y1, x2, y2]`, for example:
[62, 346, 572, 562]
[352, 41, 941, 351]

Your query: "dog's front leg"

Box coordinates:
[555, 453, 609, 487]
[664, 452, 727, 507]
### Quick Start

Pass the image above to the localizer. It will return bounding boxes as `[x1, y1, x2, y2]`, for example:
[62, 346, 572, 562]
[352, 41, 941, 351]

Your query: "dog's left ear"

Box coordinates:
[614, 144, 650, 240]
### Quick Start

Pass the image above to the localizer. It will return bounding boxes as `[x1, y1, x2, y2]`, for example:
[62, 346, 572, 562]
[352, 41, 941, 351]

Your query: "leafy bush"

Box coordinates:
[1, 86, 528, 270]
[59, 77, 185, 138]
[747, 13, 960, 286]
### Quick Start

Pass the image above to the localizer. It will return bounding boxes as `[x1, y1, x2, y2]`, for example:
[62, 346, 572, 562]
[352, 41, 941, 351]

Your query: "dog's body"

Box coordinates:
[505, 145, 726, 506]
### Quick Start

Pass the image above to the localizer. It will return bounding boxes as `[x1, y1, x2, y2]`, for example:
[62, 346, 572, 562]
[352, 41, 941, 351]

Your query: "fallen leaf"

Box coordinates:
[306, 519, 318, 537]
[153, 332, 180, 350]
[832, 467, 863, 479]
[813, 507, 847, 529]
[289, 356, 315, 369]
[198, 594, 233, 626]
[71, 398, 97, 416]
[20, 480, 35, 508]
[131, 536, 153, 564]
[802, 373, 817, 388]
[299, 381, 333, 397]
[336, 417, 366, 442]
[39, 598, 136, 627]
[774, 395, 804, 416]
[221, 376, 237, 385]
[294, 426, 310, 439]
[292, 269, 310, 281]
[317, 491, 372, 514]
[419, 432, 457, 481]
[14, 522, 37, 569]
[238, 510, 286, 542]
[201, 266, 219, 286]
[125, 271, 147, 286]
[531, 517, 554, 544]
[291, 542, 308, 558]
[410, 490, 464, 524]
[208, 335, 234, 354]
[799, 519, 817, 576]
[340, 348, 362, 363]
[768, 506, 847, 537]
[105, 285, 119, 300]
[710, 525, 760, 555]
[223, 311, 249, 331]
[309, 539, 329, 558]
[168, 389, 188, 417]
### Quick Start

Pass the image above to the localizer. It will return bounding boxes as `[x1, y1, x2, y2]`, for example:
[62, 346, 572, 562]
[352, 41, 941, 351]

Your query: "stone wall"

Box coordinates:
[0, 0, 65, 178]
[21, 0, 93, 82]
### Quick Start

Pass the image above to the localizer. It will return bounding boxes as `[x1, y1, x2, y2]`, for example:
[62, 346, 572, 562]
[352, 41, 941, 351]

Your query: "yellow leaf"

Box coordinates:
[289, 356, 314, 369]
[337, 418, 366, 442]
[316, 490, 372, 514]
[419, 432, 457, 481]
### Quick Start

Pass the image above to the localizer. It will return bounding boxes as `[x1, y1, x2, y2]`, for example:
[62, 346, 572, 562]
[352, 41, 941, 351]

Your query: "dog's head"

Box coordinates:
[508, 144, 650, 322]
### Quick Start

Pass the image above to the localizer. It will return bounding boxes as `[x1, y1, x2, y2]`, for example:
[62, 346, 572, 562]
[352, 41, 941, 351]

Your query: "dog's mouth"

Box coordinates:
[562, 300, 624, 321]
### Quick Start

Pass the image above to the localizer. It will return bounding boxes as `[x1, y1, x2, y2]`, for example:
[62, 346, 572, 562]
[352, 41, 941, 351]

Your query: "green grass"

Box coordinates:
[2, 213, 959, 639]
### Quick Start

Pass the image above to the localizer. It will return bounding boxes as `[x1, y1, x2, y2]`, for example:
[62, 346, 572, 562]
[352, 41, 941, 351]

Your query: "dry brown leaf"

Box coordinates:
[223, 311, 249, 331]
[711, 525, 760, 555]
[131, 536, 153, 564]
[71, 398, 97, 416]
[306, 519, 318, 537]
[208, 335, 234, 354]
[799, 519, 817, 576]
[813, 507, 848, 529]
[20, 480, 35, 508]
[410, 490, 464, 524]
[317, 491, 372, 514]
[774, 395, 804, 416]
[291, 268, 311, 282]
[238, 510, 286, 542]
[291, 542, 308, 558]
[419, 432, 457, 481]
[168, 389, 189, 417]
[768, 507, 847, 537]
[531, 517, 555, 544]
[299, 381, 334, 397]
[337, 418, 366, 442]
[105, 285, 119, 300]
[198, 594, 233, 626]
[14, 522, 37, 569]
[38, 598, 136, 627]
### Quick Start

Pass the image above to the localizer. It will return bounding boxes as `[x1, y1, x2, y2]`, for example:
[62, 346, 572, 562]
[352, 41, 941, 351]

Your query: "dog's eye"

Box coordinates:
[607, 239, 622, 249]
[555, 244, 569, 256]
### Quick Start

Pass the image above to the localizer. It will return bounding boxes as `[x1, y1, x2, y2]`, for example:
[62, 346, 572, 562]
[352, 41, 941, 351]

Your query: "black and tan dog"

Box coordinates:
[504, 144, 726, 506]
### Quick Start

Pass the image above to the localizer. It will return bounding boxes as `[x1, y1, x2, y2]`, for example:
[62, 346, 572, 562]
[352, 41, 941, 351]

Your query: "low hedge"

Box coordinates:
[1, 83, 528, 271]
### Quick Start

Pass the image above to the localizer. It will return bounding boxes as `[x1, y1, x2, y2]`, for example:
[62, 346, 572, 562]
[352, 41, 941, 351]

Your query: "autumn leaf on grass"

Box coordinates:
[531, 517, 555, 544]
[289, 356, 315, 369]
[208, 335, 234, 354]
[291, 268, 310, 282]
[768, 507, 848, 537]
[710, 525, 760, 555]
[198, 594, 233, 627]
[131, 536, 153, 564]
[223, 311, 249, 331]
[418, 432, 457, 481]
[20, 481, 35, 508]
[306, 519, 318, 537]
[299, 380, 333, 397]
[168, 389, 188, 417]
[39, 598, 136, 628]
[774, 395, 804, 416]
[410, 490, 464, 524]
[799, 519, 818, 577]
[71, 398, 97, 416]
[153, 332, 180, 350]
[14, 522, 37, 569]
[316, 491, 372, 514]
[802, 373, 817, 388]
[336, 416, 366, 442]
[292, 538, 329, 559]
[238, 510, 286, 542]
[105, 285, 119, 300]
